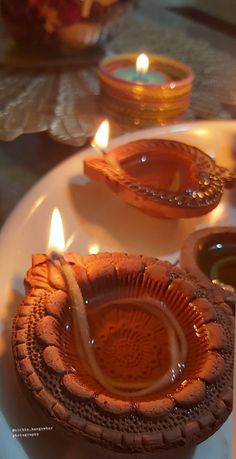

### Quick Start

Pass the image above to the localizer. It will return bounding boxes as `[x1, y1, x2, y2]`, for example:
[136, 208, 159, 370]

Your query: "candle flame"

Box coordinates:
[48, 208, 65, 254]
[92, 120, 109, 151]
[136, 53, 149, 75]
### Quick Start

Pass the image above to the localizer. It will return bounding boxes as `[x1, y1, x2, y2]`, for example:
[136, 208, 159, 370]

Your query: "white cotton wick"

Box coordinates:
[50, 254, 119, 394]
[90, 296, 187, 397]
[50, 253, 187, 398]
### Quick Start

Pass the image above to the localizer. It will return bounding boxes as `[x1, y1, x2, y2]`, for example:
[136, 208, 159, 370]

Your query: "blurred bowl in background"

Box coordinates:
[0, 0, 133, 54]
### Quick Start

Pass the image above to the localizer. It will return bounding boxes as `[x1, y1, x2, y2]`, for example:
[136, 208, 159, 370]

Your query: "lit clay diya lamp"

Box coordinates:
[12, 251, 234, 453]
[84, 138, 235, 219]
[181, 226, 236, 309]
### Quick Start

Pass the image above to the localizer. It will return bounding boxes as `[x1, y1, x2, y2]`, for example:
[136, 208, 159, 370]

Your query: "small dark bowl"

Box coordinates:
[180, 226, 236, 309]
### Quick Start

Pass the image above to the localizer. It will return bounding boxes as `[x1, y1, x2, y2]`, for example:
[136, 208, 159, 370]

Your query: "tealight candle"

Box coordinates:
[99, 52, 194, 126]
[113, 53, 170, 84]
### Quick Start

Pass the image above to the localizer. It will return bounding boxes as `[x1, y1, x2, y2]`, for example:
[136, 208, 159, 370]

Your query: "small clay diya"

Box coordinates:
[180, 226, 236, 309]
[84, 139, 235, 219]
[12, 252, 234, 453]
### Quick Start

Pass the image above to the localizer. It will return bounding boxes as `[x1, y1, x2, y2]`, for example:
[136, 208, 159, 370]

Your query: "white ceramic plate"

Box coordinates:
[0, 120, 235, 459]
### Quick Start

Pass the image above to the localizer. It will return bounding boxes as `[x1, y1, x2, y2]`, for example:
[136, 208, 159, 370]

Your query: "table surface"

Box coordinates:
[0, 0, 236, 228]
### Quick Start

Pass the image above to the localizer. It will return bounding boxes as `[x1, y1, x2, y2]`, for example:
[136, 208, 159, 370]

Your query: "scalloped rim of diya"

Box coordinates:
[99, 52, 195, 91]
[12, 252, 234, 453]
[180, 226, 236, 306]
[84, 139, 234, 219]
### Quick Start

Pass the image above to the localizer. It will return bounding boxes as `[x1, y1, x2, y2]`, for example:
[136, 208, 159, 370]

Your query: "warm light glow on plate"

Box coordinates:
[48, 208, 65, 253]
[209, 202, 225, 224]
[136, 53, 149, 75]
[193, 128, 209, 137]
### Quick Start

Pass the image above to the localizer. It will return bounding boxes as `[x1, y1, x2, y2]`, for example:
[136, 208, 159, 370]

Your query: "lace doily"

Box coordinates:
[0, 13, 235, 146]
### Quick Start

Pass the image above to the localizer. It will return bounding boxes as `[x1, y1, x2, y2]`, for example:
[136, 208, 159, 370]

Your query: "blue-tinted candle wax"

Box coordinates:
[113, 67, 168, 84]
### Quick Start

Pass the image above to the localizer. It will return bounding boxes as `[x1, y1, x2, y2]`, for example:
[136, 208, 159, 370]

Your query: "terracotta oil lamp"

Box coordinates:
[12, 214, 234, 453]
[84, 131, 236, 219]
[181, 226, 236, 310]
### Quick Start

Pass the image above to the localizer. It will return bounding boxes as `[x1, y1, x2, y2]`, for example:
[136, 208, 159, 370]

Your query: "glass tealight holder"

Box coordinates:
[99, 52, 195, 127]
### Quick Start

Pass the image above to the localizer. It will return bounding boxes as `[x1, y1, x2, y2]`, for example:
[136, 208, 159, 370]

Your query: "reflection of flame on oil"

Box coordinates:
[65, 233, 76, 251]
[193, 128, 208, 137]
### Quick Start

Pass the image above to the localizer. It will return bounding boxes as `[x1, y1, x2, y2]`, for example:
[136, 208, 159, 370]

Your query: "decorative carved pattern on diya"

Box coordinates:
[12, 252, 234, 453]
[84, 139, 236, 219]
[181, 226, 236, 310]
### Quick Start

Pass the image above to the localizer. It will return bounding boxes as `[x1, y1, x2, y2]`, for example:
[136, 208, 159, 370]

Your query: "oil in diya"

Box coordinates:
[85, 296, 187, 397]
[12, 210, 234, 453]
